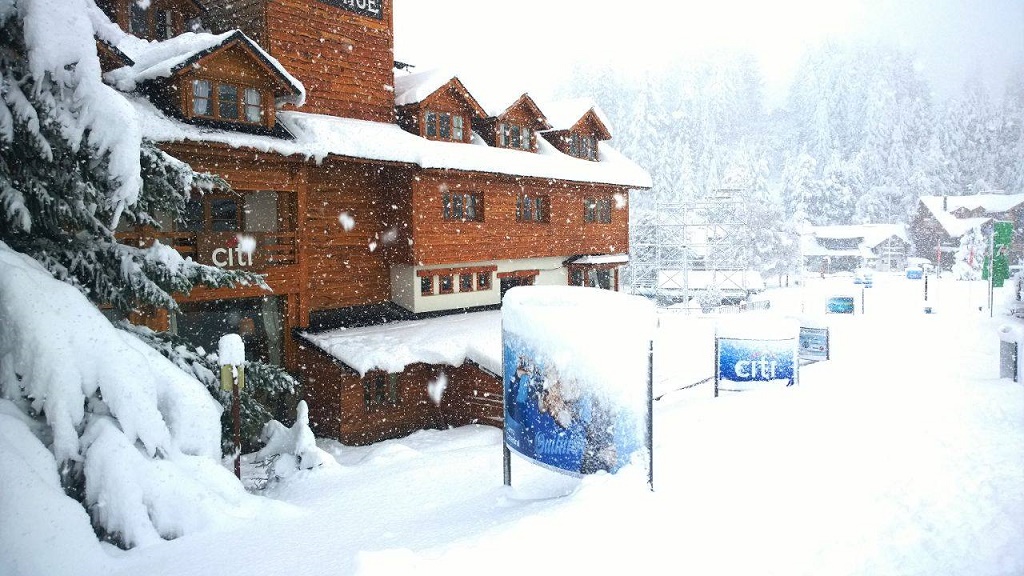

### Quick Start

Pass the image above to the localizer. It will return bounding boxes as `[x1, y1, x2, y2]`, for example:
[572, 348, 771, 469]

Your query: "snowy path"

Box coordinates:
[110, 280, 1024, 576]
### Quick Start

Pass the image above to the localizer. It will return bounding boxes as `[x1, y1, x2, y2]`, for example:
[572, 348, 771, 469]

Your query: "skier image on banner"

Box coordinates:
[504, 354, 542, 455]
[535, 368, 618, 475]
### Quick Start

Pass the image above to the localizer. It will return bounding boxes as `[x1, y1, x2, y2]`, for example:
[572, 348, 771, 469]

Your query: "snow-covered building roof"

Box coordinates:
[301, 311, 501, 377]
[130, 98, 653, 188]
[108, 31, 305, 106]
[918, 193, 1024, 237]
[537, 97, 613, 135]
[800, 224, 908, 259]
[393, 68, 460, 107]
[809, 224, 909, 247]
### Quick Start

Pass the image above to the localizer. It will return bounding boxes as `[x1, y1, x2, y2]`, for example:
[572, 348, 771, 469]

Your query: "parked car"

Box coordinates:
[905, 266, 923, 280]
[853, 268, 874, 286]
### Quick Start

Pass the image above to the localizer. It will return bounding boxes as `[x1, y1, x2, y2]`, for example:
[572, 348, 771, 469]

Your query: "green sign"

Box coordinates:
[984, 221, 1013, 287]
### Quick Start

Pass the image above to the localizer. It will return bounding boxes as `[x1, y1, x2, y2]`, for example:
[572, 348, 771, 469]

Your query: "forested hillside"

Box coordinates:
[558, 43, 1024, 276]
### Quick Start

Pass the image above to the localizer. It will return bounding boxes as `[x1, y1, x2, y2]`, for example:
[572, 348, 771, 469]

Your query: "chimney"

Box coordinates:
[943, 196, 947, 211]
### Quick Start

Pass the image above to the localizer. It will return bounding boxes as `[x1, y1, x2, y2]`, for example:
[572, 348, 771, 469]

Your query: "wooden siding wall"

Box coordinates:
[203, 0, 267, 45]
[265, 0, 394, 122]
[442, 363, 503, 427]
[408, 171, 630, 266]
[297, 338, 503, 445]
[305, 160, 395, 311]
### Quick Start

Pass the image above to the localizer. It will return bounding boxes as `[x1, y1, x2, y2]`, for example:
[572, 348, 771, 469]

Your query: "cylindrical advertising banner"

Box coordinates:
[502, 286, 655, 477]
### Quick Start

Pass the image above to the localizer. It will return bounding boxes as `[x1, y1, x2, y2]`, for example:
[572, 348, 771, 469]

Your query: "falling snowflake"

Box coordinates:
[613, 193, 627, 209]
[338, 212, 356, 231]
[236, 234, 257, 255]
[427, 373, 448, 406]
[368, 240, 378, 252]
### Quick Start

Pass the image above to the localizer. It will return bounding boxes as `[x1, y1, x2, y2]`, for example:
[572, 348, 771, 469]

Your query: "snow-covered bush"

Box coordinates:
[953, 226, 988, 281]
[123, 323, 298, 454]
[0, 243, 257, 549]
[253, 400, 337, 487]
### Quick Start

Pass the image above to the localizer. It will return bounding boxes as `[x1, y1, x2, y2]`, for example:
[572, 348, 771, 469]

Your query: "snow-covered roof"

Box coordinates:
[108, 31, 305, 106]
[129, 98, 652, 188]
[919, 194, 1024, 237]
[537, 97, 613, 135]
[301, 311, 501, 377]
[393, 68, 458, 107]
[807, 224, 909, 249]
[566, 253, 629, 265]
[923, 192, 1024, 214]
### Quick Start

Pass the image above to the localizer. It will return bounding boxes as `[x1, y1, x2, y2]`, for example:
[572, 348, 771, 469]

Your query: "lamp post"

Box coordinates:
[218, 334, 245, 479]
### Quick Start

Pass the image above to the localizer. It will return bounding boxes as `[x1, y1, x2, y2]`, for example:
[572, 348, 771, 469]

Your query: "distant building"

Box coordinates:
[801, 224, 910, 273]
[911, 193, 1024, 270]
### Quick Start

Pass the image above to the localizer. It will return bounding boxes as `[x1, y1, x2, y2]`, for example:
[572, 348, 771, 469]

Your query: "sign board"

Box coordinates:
[197, 233, 262, 269]
[317, 0, 383, 19]
[983, 221, 1013, 288]
[799, 327, 829, 361]
[716, 337, 796, 390]
[827, 296, 855, 314]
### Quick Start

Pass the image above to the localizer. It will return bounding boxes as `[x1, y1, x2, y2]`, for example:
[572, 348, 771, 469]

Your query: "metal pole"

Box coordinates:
[502, 444, 511, 487]
[647, 339, 654, 492]
[990, 230, 995, 318]
[233, 377, 241, 479]
[714, 336, 720, 398]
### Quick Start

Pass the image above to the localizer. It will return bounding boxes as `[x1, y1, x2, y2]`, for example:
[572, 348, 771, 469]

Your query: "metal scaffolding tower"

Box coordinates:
[629, 189, 750, 309]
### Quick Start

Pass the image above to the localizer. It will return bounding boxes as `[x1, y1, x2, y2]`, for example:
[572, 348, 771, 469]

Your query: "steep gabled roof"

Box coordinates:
[393, 69, 487, 119]
[106, 30, 305, 106]
[538, 97, 612, 139]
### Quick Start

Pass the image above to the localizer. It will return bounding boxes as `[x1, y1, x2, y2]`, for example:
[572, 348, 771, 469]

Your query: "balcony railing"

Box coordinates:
[119, 231, 297, 271]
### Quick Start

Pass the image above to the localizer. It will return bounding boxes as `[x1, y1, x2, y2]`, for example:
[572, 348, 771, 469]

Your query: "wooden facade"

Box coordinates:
[103, 0, 648, 445]
[298, 337, 502, 444]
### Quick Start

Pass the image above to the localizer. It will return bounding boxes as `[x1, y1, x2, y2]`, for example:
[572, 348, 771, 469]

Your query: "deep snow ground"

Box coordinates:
[105, 274, 1024, 575]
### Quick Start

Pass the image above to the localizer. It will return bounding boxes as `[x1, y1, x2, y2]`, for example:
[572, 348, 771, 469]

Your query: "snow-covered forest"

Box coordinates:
[558, 45, 1024, 274]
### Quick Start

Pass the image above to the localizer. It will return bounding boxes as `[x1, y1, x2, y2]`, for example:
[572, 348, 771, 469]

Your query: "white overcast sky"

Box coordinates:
[393, 0, 1024, 105]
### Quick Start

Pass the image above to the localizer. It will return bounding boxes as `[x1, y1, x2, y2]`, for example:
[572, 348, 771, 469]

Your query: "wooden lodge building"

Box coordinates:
[98, 0, 651, 444]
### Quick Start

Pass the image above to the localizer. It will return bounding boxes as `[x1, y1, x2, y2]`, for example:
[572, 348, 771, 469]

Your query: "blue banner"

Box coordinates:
[503, 334, 645, 476]
[717, 337, 796, 385]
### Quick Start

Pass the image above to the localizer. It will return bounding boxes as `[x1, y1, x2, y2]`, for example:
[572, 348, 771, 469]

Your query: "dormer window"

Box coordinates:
[129, 1, 149, 37]
[190, 79, 267, 126]
[157, 9, 174, 40]
[423, 110, 464, 142]
[568, 133, 598, 161]
[498, 123, 533, 151]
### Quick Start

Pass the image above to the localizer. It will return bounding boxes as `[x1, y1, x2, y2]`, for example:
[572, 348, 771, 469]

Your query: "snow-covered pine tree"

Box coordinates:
[1, 0, 294, 479]
[0, 6, 260, 313]
[953, 226, 989, 281]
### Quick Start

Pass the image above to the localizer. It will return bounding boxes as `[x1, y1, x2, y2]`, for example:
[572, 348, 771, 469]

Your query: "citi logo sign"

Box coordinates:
[734, 355, 779, 380]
